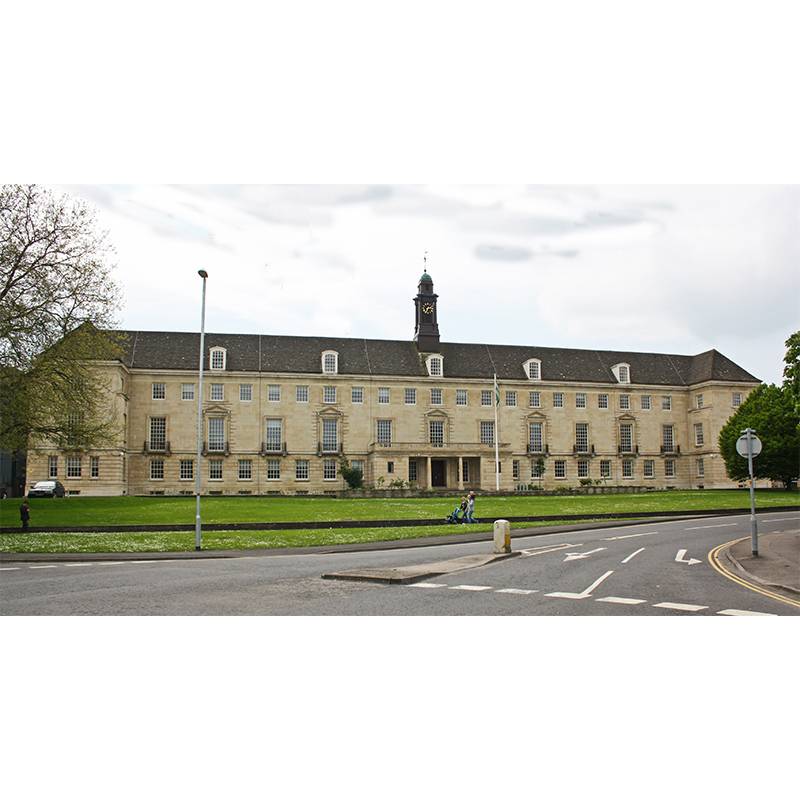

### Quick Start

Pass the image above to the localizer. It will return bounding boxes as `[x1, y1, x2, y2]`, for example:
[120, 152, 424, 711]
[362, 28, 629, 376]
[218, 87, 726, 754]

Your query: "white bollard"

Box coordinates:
[493, 519, 511, 553]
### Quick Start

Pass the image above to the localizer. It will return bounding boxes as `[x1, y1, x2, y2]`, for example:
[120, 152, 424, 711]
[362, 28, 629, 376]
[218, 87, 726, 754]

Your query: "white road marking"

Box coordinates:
[622, 548, 645, 563]
[63, 563, 94, 567]
[596, 596, 647, 605]
[563, 547, 606, 562]
[654, 602, 708, 612]
[451, 585, 493, 592]
[684, 523, 739, 530]
[675, 549, 702, 565]
[495, 588, 539, 595]
[717, 609, 778, 616]
[408, 582, 447, 588]
[520, 543, 582, 557]
[0, 567, 20, 571]
[603, 531, 661, 540]
[29, 565, 58, 569]
[547, 570, 615, 599]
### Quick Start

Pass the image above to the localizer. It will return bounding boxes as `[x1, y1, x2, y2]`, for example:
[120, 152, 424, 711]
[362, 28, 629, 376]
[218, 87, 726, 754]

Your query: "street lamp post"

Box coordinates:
[196, 270, 208, 551]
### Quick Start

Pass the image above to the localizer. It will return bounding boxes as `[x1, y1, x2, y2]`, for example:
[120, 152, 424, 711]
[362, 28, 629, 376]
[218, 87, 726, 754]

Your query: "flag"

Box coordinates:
[494, 374, 500, 408]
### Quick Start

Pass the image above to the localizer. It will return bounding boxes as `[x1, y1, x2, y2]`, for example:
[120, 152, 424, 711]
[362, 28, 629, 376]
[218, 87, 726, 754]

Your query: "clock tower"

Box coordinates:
[413, 270, 440, 353]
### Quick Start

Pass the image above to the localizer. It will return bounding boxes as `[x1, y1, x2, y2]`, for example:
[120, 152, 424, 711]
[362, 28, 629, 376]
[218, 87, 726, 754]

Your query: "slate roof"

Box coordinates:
[116, 331, 760, 387]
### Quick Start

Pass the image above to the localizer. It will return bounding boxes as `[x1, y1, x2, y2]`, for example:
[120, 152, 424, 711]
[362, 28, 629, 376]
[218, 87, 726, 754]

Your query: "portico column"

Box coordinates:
[427, 456, 432, 489]
[458, 456, 464, 491]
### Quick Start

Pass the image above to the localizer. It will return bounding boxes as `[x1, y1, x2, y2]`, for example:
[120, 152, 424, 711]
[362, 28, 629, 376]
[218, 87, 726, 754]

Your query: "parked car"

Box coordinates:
[27, 481, 66, 498]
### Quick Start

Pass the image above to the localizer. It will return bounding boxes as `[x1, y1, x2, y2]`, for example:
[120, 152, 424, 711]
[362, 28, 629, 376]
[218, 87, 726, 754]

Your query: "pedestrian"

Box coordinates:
[466, 491, 476, 523]
[459, 496, 468, 523]
[20, 500, 30, 532]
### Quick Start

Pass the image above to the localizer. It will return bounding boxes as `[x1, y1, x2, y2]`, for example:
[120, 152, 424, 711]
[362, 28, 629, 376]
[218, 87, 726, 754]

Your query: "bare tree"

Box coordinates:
[1, 184, 124, 454]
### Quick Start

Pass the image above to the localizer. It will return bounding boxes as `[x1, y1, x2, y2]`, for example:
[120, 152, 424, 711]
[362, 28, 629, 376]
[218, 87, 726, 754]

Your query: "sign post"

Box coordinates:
[736, 428, 762, 556]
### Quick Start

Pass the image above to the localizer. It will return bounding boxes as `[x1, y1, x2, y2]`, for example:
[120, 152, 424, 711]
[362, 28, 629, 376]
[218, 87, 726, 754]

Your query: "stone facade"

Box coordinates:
[25, 274, 761, 496]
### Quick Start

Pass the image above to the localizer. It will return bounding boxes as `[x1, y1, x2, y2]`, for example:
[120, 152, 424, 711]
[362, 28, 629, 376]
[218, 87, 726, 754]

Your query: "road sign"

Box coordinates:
[736, 432, 762, 458]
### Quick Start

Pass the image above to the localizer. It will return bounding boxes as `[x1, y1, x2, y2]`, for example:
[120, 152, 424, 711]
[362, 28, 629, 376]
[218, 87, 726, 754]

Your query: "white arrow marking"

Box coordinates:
[675, 549, 702, 565]
[547, 570, 614, 599]
[564, 547, 606, 562]
[520, 543, 582, 557]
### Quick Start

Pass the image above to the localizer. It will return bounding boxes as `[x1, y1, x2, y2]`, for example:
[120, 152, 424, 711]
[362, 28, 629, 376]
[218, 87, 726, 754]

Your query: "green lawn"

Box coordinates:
[1, 490, 796, 554]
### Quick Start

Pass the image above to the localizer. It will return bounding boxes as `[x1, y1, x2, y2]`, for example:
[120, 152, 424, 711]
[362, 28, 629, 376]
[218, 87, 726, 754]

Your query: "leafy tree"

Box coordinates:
[718, 383, 799, 488]
[338, 456, 364, 489]
[0, 184, 124, 454]
[783, 330, 800, 416]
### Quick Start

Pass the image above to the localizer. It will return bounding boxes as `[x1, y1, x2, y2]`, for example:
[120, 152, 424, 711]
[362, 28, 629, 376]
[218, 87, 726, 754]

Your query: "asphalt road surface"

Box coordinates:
[2, 511, 798, 615]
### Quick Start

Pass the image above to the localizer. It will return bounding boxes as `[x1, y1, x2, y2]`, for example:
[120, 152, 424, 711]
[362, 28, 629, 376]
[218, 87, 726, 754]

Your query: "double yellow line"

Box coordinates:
[709, 539, 800, 609]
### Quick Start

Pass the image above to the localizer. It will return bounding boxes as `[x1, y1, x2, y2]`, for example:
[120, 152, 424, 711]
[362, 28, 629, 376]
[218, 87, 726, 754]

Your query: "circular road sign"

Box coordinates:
[736, 434, 763, 458]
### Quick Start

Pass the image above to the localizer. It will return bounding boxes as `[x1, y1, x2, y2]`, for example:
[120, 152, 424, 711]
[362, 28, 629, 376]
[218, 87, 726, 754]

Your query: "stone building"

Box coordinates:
[25, 272, 760, 496]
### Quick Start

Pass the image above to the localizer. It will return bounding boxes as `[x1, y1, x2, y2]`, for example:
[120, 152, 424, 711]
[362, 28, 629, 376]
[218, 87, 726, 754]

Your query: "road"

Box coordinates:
[1, 511, 798, 615]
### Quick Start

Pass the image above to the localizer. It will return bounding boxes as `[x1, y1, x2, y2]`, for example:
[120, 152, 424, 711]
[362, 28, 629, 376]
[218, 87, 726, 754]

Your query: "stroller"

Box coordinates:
[444, 505, 464, 524]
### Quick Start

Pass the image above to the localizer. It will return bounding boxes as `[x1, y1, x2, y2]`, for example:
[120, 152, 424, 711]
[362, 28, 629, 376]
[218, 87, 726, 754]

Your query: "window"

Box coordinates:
[324, 386, 337, 404]
[665, 460, 675, 478]
[554, 460, 566, 479]
[431, 389, 442, 405]
[662, 425, 675, 453]
[239, 384, 252, 402]
[295, 460, 309, 480]
[456, 390, 468, 406]
[323, 460, 337, 480]
[268, 385, 281, 402]
[598, 394, 608, 409]
[377, 420, 392, 445]
[430, 420, 444, 445]
[622, 460, 633, 478]
[576, 393, 586, 408]
[619, 423, 633, 453]
[644, 460, 655, 478]
[409, 460, 418, 483]
[210, 384, 224, 401]
[505, 391, 516, 407]
[529, 391, 540, 408]
[208, 418, 225, 451]
[694, 423, 704, 446]
[210, 348, 226, 370]
[238, 460, 252, 480]
[461, 461, 469, 482]
[265, 419, 282, 452]
[525, 359, 541, 380]
[733, 392, 742, 407]
[529, 422, 543, 452]
[427, 356, 443, 377]
[322, 351, 338, 374]
[266, 460, 280, 480]
[378, 388, 390, 404]
[351, 460, 364, 477]
[481, 391, 493, 406]
[405, 388, 416, 405]
[553, 392, 563, 408]
[696, 394, 704, 409]
[66, 456, 82, 478]
[182, 383, 195, 401]
[180, 460, 194, 480]
[150, 460, 164, 480]
[152, 382, 165, 399]
[387, 461, 395, 474]
[578, 461, 589, 478]
[613, 364, 630, 383]
[620, 395, 630, 410]
[296, 386, 309, 403]
[91, 456, 100, 478]
[150, 418, 167, 451]
[480, 421, 494, 445]
[575, 423, 589, 452]
[209, 460, 223, 480]
[322, 419, 338, 452]
[641, 395, 651, 410]
[600, 460, 611, 478]
[351, 387, 364, 404]
[662, 396, 672, 411]
[697, 459, 705, 478]
[49, 456, 58, 478]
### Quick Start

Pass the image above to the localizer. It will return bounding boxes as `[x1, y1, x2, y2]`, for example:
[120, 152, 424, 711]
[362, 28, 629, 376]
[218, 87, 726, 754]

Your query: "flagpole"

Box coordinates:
[494, 373, 500, 491]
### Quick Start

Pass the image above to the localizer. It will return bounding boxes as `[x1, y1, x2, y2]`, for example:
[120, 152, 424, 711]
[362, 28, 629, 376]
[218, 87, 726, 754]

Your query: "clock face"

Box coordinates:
[422, 303, 434, 314]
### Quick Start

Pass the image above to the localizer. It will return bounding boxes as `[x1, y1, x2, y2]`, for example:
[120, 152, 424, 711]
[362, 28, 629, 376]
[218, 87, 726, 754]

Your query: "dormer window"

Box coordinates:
[210, 348, 227, 371]
[426, 355, 443, 377]
[322, 351, 338, 374]
[524, 359, 542, 381]
[612, 363, 630, 383]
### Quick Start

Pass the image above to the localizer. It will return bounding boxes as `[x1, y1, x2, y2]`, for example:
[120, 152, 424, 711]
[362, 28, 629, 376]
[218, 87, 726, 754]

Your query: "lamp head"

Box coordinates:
[198, 270, 208, 279]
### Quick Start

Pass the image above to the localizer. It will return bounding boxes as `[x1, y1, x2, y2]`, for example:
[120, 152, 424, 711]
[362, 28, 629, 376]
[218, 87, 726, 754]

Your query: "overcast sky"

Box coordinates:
[53, 183, 798, 386]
